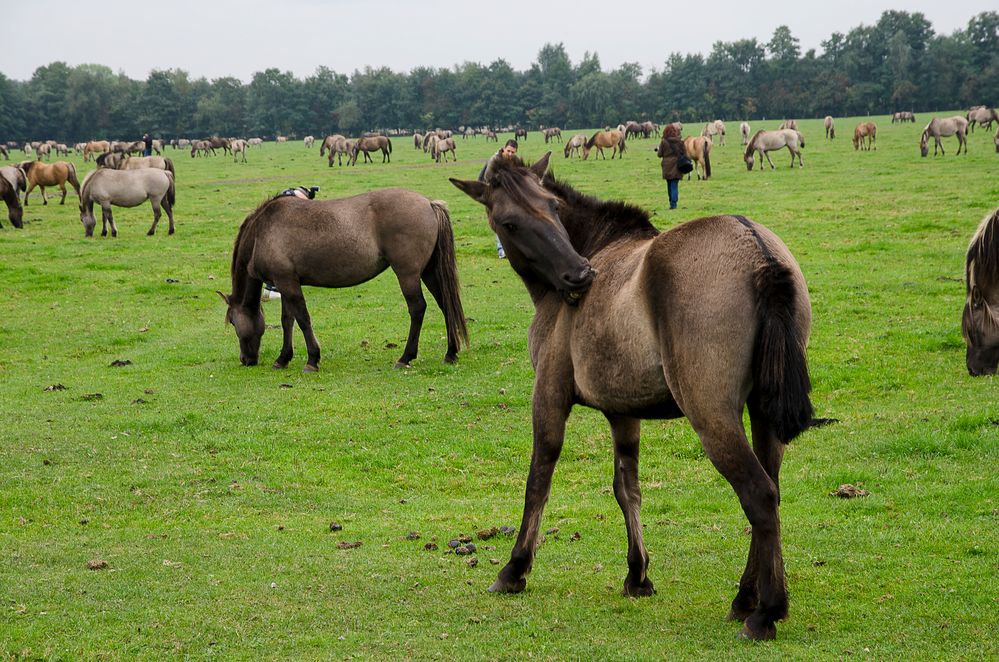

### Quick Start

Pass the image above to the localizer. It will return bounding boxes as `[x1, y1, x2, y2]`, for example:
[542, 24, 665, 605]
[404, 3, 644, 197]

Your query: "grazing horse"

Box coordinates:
[321, 134, 351, 166]
[564, 133, 587, 158]
[740, 122, 751, 145]
[413, 132, 424, 149]
[543, 127, 562, 143]
[701, 119, 726, 146]
[351, 135, 392, 165]
[0, 165, 25, 228]
[582, 129, 626, 160]
[852, 122, 877, 151]
[778, 119, 798, 131]
[920, 117, 968, 157]
[218, 189, 468, 372]
[78, 167, 176, 237]
[683, 136, 712, 180]
[303, 135, 315, 149]
[432, 137, 457, 163]
[231, 139, 249, 163]
[967, 107, 998, 133]
[450, 153, 813, 641]
[191, 140, 213, 158]
[744, 130, 804, 170]
[35, 144, 52, 160]
[484, 129, 498, 142]
[19, 160, 81, 205]
[962, 207, 999, 376]
[0, 145, 8, 160]
[97, 152, 176, 177]
[824, 116, 835, 139]
[515, 127, 527, 141]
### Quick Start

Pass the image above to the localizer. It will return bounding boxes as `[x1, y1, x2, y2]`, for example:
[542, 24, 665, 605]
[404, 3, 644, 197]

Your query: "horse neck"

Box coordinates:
[230, 220, 262, 309]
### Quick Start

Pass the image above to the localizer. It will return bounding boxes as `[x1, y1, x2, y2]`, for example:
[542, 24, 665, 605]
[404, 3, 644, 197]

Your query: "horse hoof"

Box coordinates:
[272, 361, 288, 370]
[488, 577, 526, 594]
[146, 230, 154, 236]
[168, 229, 175, 235]
[622, 578, 656, 598]
[737, 623, 776, 641]
[303, 364, 319, 373]
[443, 354, 458, 365]
[394, 361, 411, 369]
[727, 605, 755, 622]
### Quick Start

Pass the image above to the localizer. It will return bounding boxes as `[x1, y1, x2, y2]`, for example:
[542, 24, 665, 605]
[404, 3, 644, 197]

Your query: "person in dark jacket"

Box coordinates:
[478, 139, 522, 258]
[142, 133, 153, 157]
[655, 123, 684, 209]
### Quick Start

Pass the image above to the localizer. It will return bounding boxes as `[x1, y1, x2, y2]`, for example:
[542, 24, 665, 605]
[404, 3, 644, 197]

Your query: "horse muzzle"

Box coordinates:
[561, 264, 597, 305]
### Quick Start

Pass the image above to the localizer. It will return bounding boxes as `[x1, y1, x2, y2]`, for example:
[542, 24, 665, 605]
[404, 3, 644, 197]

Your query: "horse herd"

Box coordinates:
[3, 110, 998, 642]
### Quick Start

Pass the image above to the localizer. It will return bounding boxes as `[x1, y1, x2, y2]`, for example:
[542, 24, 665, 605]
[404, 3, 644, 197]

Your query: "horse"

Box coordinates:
[303, 135, 315, 149]
[920, 116, 968, 157]
[55, 143, 69, 157]
[81, 141, 108, 162]
[112, 140, 145, 155]
[0, 145, 8, 160]
[963, 207, 999, 375]
[484, 129, 498, 142]
[625, 122, 645, 140]
[778, 120, 798, 131]
[432, 137, 456, 163]
[515, 127, 527, 141]
[995, 125, 999, 153]
[642, 121, 659, 138]
[582, 129, 626, 160]
[231, 139, 248, 163]
[740, 121, 751, 145]
[19, 160, 81, 205]
[35, 144, 52, 160]
[967, 107, 998, 133]
[824, 116, 835, 139]
[97, 152, 176, 177]
[78, 167, 175, 238]
[351, 135, 392, 165]
[852, 122, 877, 151]
[248, 138, 263, 147]
[564, 134, 587, 158]
[683, 136, 712, 180]
[413, 132, 424, 149]
[217, 189, 468, 372]
[320, 134, 348, 164]
[450, 153, 813, 642]
[543, 127, 562, 143]
[208, 137, 231, 155]
[191, 140, 213, 158]
[744, 130, 804, 170]
[710, 120, 727, 145]
[0, 165, 25, 228]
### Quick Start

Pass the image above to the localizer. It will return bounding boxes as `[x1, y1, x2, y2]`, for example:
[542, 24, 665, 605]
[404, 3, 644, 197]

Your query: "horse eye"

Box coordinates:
[503, 222, 517, 233]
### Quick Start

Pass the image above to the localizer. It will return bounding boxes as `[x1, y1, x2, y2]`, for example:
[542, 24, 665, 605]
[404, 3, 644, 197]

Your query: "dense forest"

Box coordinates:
[1, 10, 996, 142]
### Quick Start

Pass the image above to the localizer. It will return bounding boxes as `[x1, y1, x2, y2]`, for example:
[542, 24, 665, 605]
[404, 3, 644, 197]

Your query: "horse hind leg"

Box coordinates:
[421, 269, 458, 364]
[394, 272, 427, 368]
[163, 197, 175, 234]
[147, 199, 161, 236]
[272, 295, 297, 369]
[608, 415, 655, 597]
[59, 184, 68, 205]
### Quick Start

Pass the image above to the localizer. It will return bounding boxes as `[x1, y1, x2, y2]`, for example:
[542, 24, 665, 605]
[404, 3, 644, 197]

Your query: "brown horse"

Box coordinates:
[321, 134, 351, 166]
[852, 122, 877, 151]
[963, 207, 999, 375]
[19, 160, 81, 205]
[542, 127, 562, 143]
[0, 165, 25, 228]
[683, 135, 712, 180]
[920, 116, 968, 157]
[582, 129, 626, 160]
[451, 153, 813, 641]
[217, 189, 468, 371]
[515, 127, 527, 141]
[484, 129, 498, 142]
[351, 135, 392, 165]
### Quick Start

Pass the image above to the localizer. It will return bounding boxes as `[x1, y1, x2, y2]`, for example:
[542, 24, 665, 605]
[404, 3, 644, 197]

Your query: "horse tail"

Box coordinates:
[387, 138, 393, 154]
[164, 157, 175, 179]
[702, 140, 711, 179]
[736, 216, 813, 443]
[166, 171, 176, 207]
[618, 133, 627, 154]
[66, 162, 81, 194]
[428, 200, 469, 351]
[796, 131, 805, 148]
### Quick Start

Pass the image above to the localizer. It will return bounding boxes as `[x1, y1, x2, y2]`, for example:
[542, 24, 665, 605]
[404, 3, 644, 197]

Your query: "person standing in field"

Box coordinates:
[655, 124, 685, 210]
[143, 133, 153, 157]
[478, 139, 522, 258]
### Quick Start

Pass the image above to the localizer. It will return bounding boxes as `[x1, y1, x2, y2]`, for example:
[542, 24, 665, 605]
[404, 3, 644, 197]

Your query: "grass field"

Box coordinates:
[1, 115, 997, 659]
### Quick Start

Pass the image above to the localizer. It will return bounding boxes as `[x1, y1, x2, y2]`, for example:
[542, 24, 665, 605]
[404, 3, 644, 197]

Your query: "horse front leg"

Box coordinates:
[491, 382, 571, 594]
[607, 415, 654, 597]
[764, 151, 776, 169]
[275, 281, 321, 372]
[395, 273, 427, 368]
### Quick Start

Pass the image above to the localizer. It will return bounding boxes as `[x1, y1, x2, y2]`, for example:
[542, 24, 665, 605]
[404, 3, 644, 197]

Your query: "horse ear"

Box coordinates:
[530, 152, 552, 179]
[449, 178, 490, 206]
[216, 290, 231, 305]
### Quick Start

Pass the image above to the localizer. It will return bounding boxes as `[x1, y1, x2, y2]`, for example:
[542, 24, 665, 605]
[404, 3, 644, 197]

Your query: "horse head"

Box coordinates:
[963, 209, 999, 376]
[919, 130, 929, 157]
[450, 152, 595, 305]
[217, 291, 265, 366]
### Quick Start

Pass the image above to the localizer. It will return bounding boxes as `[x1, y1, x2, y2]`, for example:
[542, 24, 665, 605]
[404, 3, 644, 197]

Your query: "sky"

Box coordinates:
[5, 0, 994, 83]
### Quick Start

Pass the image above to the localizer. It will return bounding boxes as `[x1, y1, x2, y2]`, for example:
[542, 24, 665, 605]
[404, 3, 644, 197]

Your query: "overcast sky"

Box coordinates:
[5, 1, 994, 82]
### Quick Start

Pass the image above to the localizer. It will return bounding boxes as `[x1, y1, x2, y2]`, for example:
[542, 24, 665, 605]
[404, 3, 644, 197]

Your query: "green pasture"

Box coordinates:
[1, 116, 997, 659]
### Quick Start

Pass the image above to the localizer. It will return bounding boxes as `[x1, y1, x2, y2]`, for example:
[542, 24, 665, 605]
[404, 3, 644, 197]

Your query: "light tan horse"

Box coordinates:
[824, 116, 835, 139]
[582, 129, 626, 160]
[740, 122, 751, 145]
[967, 106, 998, 133]
[320, 134, 351, 166]
[303, 135, 315, 149]
[563, 134, 587, 158]
[78, 167, 176, 237]
[432, 137, 457, 163]
[778, 119, 798, 131]
[701, 120, 726, 146]
[231, 139, 248, 163]
[852, 122, 877, 151]
[744, 130, 804, 170]
[920, 116, 968, 157]
[994, 125, 999, 153]
[683, 136, 712, 180]
[19, 160, 81, 205]
[35, 143, 52, 160]
[351, 135, 392, 165]
[97, 152, 175, 175]
[543, 127, 563, 143]
[413, 132, 424, 149]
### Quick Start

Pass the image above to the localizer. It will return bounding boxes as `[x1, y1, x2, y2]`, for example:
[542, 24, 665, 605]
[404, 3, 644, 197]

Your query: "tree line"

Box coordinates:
[0, 10, 995, 143]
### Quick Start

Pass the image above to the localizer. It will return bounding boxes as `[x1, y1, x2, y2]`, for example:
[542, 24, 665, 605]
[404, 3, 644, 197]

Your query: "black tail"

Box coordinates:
[429, 201, 469, 351]
[702, 140, 711, 179]
[737, 217, 813, 442]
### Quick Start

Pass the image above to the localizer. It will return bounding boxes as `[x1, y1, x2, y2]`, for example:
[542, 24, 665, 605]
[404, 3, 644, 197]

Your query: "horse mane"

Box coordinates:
[584, 132, 599, 149]
[967, 208, 999, 291]
[745, 131, 764, 158]
[541, 171, 658, 258]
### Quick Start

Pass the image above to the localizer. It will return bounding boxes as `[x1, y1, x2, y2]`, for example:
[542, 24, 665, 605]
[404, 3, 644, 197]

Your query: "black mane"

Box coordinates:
[542, 171, 659, 258]
[968, 208, 999, 289]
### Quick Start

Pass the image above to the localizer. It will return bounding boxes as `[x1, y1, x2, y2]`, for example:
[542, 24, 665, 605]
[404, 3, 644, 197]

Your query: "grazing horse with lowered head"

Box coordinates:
[582, 129, 626, 160]
[19, 160, 81, 205]
[351, 135, 392, 165]
[450, 153, 813, 641]
[97, 152, 176, 177]
[564, 133, 587, 158]
[320, 134, 351, 166]
[778, 119, 798, 131]
[744, 130, 804, 170]
[740, 121, 751, 145]
[824, 116, 835, 139]
[78, 167, 176, 237]
[432, 137, 457, 163]
[852, 122, 877, 151]
[920, 116, 968, 157]
[484, 129, 498, 142]
[543, 127, 562, 143]
[413, 132, 424, 149]
[218, 189, 468, 372]
[963, 207, 999, 375]
[0, 165, 25, 228]
[515, 127, 527, 141]
[683, 135, 712, 180]
[967, 106, 998, 133]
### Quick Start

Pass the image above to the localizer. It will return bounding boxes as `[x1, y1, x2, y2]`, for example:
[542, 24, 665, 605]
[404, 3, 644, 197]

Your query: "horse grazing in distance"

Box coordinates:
[433, 137, 457, 163]
[35, 144, 52, 160]
[231, 139, 249, 163]
[218, 189, 468, 372]
[0, 145, 8, 160]
[920, 117, 968, 157]
[701, 119, 726, 145]
[0, 165, 25, 228]
[515, 127, 527, 141]
[543, 127, 562, 143]
[744, 130, 804, 170]
[484, 129, 498, 142]
[208, 137, 232, 155]
[191, 140, 213, 158]
[582, 129, 626, 160]
[321, 134, 350, 166]
[852, 122, 877, 151]
[564, 133, 587, 158]
[97, 152, 176, 177]
[450, 153, 813, 641]
[19, 160, 81, 205]
[778, 119, 798, 131]
[78, 167, 176, 237]
[413, 132, 424, 149]
[963, 207, 999, 375]
[740, 121, 751, 145]
[824, 116, 835, 139]
[303, 135, 315, 149]
[967, 106, 998, 133]
[683, 136, 712, 180]
[351, 135, 392, 165]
